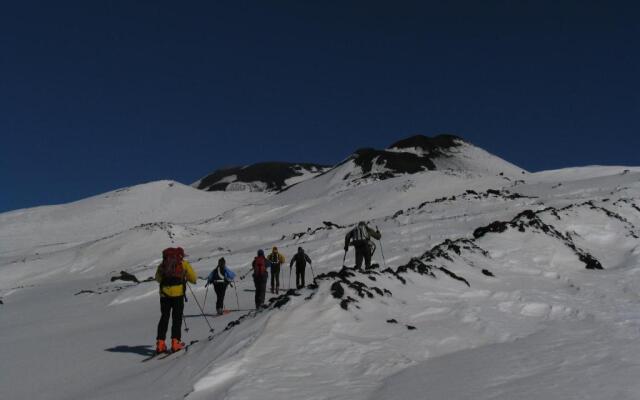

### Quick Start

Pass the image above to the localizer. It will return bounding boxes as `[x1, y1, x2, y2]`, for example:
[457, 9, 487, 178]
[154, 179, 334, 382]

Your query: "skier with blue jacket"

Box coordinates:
[206, 257, 236, 315]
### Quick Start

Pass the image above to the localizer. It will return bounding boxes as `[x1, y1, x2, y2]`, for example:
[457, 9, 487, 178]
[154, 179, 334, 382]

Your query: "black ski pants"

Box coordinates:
[253, 273, 268, 309]
[296, 265, 306, 289]
[355, 243, 372, 270]
[157, 296, 184, 341]
[213, 282, 227, 311]
[271, 263, 281, 290]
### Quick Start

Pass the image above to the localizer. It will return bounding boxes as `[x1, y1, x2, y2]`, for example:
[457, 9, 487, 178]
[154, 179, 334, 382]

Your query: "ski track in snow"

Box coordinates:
[1, 153, 640, 399]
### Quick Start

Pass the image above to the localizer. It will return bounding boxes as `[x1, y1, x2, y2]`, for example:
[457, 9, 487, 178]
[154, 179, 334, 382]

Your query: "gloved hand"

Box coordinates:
[205, 282, 209, 288]
[344, 246, 348, 252]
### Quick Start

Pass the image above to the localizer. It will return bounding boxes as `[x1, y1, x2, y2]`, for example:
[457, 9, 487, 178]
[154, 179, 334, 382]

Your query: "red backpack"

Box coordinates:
[159, 247, 185, 286]
[253, 256, 267, 277]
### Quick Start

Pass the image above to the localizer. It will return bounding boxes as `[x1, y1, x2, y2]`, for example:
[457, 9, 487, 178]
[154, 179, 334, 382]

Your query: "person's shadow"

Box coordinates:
[105, 345, 155, 357]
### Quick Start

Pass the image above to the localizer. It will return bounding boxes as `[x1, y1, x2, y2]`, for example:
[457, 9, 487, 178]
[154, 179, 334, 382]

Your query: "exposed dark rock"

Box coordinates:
[340, 296, 358, 310]
[349, 280, 375, 298]
[412, 189, 534, 214]
[110, 271, 140, 284]
[583, 201, 639, 238]
[580, 253, 603, 270]
[350, 148, 436, 178]
[225, 319, 241, 330]
[402, 258, 437, 278]
[74, 290, 96, 296]
[315, 266, 357, 282]
[330, 282, 344, 299]
[272, 296, 290, 308]
[285, 289, 299, 296]
[473, 220, 509, 238]
[197, 162, 329, 192]
[481, 269, 495, 277]
[323, 221, 345, 229]
[612, 198, 640, 222]
[473, 208, 604, 270]
[381, 268, 407, 284]
[406, 325, 417, 330]
[438, 267, 471, 287]
[388, 134, 462, 152]
[387, 319, 398, 324]
[288, 220, 348, 241]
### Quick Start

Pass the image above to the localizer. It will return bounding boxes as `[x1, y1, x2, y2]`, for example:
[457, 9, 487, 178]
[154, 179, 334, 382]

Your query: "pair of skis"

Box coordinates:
[141, 339, 200, 362]
[141, 308, 256, 363]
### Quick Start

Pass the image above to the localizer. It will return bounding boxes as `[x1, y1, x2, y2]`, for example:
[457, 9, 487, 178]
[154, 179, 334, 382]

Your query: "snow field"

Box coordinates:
[1, 154, 640, 399]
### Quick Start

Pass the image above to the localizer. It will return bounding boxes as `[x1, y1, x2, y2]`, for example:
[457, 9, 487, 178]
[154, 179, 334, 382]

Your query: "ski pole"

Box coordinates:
[203, 284, 209, 314]
[309, 263, 316, 282]
[183, 313, 189, 332]
[233, 281, 240, 310]
[186, 283, 214, 333]
[239, 267, 253, 280]
[375, 225, 387, 269]
[289, 266, 292, 290]
[342, 250, 347, 268]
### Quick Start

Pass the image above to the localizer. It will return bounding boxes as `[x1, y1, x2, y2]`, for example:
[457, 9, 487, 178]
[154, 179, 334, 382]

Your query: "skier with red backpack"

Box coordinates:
[154, 247, 197, 354]
[250, 249, 271, 309]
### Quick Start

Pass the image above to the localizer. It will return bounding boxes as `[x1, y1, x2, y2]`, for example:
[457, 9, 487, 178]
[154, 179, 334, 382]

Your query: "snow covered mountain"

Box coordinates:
[194, 162, 330, 192]
[2, 136, 640, 400]
[193, 135, 525, 194]
[346, 134, 526, 181]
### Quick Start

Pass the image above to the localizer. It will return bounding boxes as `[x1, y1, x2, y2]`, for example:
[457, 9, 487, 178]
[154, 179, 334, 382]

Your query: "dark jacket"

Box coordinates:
[345, 225, 381, 249]
[290, 252, 312, 269]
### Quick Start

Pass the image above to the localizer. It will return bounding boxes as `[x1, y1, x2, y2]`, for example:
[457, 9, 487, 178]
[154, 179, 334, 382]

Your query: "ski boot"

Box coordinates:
[155, 339, 167, 354]
[171, 338, 185, 352]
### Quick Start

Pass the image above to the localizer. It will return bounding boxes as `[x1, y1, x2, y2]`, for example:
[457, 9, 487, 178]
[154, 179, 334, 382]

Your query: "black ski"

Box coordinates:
[156, 339, 199, 360]
[141, 340, 200, 362]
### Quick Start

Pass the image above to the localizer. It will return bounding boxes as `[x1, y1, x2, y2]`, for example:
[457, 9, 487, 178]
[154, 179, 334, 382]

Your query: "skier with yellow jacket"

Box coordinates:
[267, 246, 286, 294]
[154, 247, 197, 354]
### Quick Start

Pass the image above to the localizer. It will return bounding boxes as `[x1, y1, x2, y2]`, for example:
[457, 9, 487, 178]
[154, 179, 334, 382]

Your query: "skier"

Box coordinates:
[290, 247, 312, 289]
[251, 249, 271, 309]
[344, 221, 381, 270]
[205, 257, 236, 315]
[155, 247, 197, 354]
[267, 246, 285, 294]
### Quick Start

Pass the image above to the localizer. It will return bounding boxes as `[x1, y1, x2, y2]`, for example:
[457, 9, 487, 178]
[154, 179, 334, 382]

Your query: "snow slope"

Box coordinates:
[1, 145, 640, 400]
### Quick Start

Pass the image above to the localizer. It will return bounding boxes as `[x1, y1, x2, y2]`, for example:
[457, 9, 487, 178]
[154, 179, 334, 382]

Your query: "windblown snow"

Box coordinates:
[2, 138, 640, 400]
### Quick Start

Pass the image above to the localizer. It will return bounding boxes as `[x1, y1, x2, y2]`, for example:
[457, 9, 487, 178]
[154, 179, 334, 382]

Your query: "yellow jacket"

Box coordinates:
[268, 251, 286, 265]
[155, 260, 197, 298]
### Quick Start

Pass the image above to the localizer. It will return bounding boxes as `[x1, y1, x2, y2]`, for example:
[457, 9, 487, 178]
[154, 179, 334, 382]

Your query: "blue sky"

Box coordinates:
[1, 1, 638, 212]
